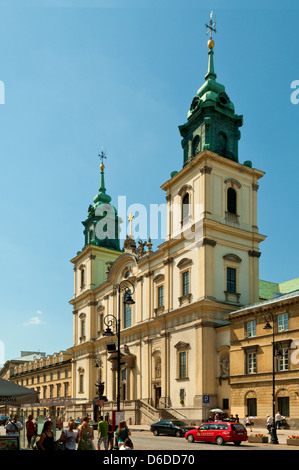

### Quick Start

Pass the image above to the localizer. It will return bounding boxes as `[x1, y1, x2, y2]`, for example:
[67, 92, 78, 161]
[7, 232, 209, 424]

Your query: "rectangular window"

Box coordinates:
[182, 271, 190, 296]
[277, 349, 289, 371]
[278, 314, 288, 332]
[227, 268, 236, 293]
[158, 285, 164, 308]
[81, 320, 85, 337]
[124, 304, 131, 329]
[179, 351, 187, 378]
[247, 352, 257, 374]
[247, 398, 257, 416]
[64, 383, 69, 397]
[247, 321, 256, 337]
[278, 397, 289, 417]
[79, 374, 84, 393]
[223, 398, 229, 410]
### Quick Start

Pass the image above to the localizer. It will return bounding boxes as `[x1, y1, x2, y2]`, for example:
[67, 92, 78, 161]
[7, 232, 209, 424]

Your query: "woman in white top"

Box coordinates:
[60, 420, 79, 450]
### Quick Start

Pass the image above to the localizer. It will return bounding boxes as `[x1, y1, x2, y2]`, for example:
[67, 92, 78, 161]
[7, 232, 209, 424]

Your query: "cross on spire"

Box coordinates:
[206, 11, 216, 39]
[98, 148, 107, 167]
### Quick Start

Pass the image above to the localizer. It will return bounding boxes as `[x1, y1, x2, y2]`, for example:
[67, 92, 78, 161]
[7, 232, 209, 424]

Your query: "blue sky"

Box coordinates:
[0, 0, 299, 364]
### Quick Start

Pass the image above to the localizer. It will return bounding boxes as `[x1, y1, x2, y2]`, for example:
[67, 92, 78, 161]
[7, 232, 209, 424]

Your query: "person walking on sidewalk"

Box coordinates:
[107, 419, 114, 450]
[25, 415, 36, 448]
[115, 421, 131, 449]
[60, 419, 79, 450]
[77, 416, 95, 450]
[97, 416, 109, 450]
[5, 414, 23, 437]
[275, 411, 282, 429]
[266, 415, 273, 434]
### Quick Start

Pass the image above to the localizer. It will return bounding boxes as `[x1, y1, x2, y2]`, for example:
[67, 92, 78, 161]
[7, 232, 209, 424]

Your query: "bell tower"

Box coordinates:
[179, 14, 243, 167]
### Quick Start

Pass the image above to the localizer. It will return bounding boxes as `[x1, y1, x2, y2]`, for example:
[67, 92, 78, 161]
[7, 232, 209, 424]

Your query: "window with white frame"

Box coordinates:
[247, 320, 256, 337]
[277, 348, 289, 371]
[278, 314, 288, 332]
[247, 352, 257, 374]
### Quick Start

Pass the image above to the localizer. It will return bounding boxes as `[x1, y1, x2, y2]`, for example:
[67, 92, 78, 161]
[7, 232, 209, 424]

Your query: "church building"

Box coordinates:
[68, 27, 266, 424]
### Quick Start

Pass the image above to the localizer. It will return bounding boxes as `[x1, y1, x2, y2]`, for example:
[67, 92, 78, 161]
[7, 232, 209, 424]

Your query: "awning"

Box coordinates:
[0, 378, 40, 406]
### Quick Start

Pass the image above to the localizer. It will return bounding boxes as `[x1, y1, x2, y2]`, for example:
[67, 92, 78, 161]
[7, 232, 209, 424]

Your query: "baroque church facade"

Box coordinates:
[68, 36, 266, 424]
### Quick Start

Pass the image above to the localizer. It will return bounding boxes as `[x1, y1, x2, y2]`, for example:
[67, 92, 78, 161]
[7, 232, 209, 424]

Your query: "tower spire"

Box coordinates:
[205, 11, 217, 81]
[98, 148, 107, 193]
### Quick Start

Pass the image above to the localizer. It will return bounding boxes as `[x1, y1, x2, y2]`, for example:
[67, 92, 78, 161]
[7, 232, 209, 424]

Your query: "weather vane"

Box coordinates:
[206, 11, 216, 40]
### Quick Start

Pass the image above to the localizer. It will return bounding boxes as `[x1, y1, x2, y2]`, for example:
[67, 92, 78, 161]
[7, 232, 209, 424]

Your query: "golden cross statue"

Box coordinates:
[206, 10, 216, 39]
[128, 212, 135, 237]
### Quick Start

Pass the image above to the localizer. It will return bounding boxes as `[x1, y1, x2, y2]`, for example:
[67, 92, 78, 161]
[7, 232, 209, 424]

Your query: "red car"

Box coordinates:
[185, 421, 248, 446]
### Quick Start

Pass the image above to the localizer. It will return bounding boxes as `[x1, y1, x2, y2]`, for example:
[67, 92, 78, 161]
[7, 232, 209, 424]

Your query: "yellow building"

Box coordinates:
[6, 350, 72, 421]
[68, 32, 267, 425]
[229, 288, 299, 428]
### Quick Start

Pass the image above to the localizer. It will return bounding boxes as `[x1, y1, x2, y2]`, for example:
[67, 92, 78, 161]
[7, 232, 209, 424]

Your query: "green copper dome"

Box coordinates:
[82, 160, 121, 252]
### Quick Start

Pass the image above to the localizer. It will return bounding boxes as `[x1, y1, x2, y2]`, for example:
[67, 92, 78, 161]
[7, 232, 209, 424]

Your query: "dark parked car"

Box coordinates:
[150, 420, 195, 437]
[0, 415, 9, 426]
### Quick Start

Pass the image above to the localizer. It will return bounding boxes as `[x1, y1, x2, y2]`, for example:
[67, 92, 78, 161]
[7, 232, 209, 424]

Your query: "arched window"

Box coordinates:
[227, 187, 237, 214]
[182, 193, 190, 221]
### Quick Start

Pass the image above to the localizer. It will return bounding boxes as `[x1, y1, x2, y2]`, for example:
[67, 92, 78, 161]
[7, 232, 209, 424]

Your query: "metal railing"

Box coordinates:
[159, 400, 188, 421]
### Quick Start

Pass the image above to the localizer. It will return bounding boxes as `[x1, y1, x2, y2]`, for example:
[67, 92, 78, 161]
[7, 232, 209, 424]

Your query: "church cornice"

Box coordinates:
[160, 150, 265, 193]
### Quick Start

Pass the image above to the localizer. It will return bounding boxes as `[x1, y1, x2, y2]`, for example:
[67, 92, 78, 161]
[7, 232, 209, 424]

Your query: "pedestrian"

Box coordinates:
[235, 414, 239, 423]
[97, 415, 109, 450]
[5, 414, 23, 436]
[25, 415, 36, 448]
[37, 421, 57, 451]
[77, 416, 95, 450]
[214, 412, 219, 421]
[266, 415, 273, 434]
[107, 419, 114, 450]
[275, 411, 282, 429]
[229, 414, 235, 422]
[119, 438, 134, 450]
[245, 415, 253, 432]
[60, 419, 79, 451]
[115, 420, 131, 449]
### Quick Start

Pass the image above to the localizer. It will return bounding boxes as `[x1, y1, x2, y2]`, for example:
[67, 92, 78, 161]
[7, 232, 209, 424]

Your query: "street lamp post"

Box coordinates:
[103, 279, 135, 412]
[264, 313, 282, 445]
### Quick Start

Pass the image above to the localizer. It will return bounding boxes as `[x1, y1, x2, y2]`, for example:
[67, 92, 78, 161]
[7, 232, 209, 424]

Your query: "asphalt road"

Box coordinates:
[127, 431, 294, 451]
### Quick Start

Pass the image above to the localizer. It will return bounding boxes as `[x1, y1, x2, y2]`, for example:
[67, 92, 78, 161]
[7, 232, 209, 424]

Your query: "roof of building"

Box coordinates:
[231, 288, 299, 317]
[259, 277, 299, 300]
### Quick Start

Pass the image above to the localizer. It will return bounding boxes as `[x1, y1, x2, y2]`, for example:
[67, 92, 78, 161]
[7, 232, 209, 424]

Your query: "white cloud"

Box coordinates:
[23, 310, 45, 326]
